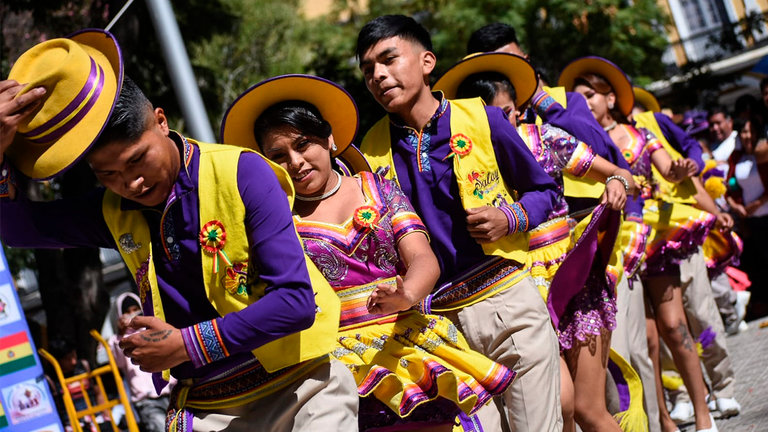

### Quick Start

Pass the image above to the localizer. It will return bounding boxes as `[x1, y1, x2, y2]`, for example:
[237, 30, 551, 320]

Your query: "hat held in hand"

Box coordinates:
[7, 29, 123, 180]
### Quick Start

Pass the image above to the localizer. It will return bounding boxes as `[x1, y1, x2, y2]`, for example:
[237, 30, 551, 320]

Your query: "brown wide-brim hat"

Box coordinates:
[7, 29, 123, 180]
[433, 52, 537, 108]
[633, 86, 661, 113]
[221, 74, 359, 160]
[558, 56, 634, 117]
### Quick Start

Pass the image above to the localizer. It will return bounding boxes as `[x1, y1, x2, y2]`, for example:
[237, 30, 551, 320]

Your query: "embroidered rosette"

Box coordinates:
[199, 220, 232, 273]
[353, 205, 381, 230]
[446, 133, 473, 159]
[224, 261, 250, 296]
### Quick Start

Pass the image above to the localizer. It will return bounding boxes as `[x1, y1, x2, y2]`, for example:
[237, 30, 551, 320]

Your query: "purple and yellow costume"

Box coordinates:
[294, 171, 515, 429]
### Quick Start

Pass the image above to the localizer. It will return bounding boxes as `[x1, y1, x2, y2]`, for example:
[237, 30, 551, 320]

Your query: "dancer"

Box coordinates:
[560, 56, 718, 432]
[221, 73, 516, 432]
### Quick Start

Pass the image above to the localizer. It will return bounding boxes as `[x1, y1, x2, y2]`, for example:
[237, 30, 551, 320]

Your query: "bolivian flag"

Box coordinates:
[0, 402, 7, 428]
[0, 331, 35, 376]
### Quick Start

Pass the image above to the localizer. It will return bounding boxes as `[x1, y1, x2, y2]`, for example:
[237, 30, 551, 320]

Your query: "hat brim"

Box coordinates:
[558, 56, 633, 117]
[7, 29, 123, 180]
[434, 52, 537, 108]
[335, 144, 371, 175]
[633, 87, 660, 113]
[221, 75, 358, 157]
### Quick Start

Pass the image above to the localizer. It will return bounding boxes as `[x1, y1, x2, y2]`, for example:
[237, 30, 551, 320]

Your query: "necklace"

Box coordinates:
[296, 171, 342, 202]
[603, 121, 618, 132]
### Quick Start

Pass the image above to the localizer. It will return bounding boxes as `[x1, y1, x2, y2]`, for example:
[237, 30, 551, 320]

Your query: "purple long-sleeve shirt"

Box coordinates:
[380, 95, 559, 285]
[652, 112, 705, 173]
[531, 90, 644, 217]
[0, 133, 314, 381]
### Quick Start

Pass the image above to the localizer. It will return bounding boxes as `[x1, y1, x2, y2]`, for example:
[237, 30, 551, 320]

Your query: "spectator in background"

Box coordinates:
[109, 293, 173, 432]
[726, 116, 768, 319]
[708, 107, 738, 164]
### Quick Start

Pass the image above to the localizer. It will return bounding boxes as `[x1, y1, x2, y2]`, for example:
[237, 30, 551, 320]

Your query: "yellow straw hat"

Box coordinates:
[558, 56, 634, 117]
[7, 29, 123, 180]
[221, 75, 359, 159]
[633, 87, 661, 113]
[433, 52, 537, 108]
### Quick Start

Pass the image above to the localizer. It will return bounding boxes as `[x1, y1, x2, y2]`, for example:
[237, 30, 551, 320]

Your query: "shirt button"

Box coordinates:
[1, 169, 7, 177]
[166, 236, 174, 244]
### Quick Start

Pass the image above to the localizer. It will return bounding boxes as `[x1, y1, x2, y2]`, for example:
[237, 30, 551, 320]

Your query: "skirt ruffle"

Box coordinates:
[642, 199, 716, 275]
[527, 217, 572, 301]
[557, 268, 618, 351]
[702, 230, 743, 278]
[617, 216, 651, 279]
[331, 311, 515, 420]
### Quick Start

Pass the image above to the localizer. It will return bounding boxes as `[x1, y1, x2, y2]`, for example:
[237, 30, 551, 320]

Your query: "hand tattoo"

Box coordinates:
[140, 329, 172, 343]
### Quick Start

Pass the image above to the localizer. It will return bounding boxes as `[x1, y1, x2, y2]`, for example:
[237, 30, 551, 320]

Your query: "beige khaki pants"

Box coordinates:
[664, 248, 736, 402]
[442, 275, 563, 432]
[609, 275, 660, 432]
[191, 359, 358, 432]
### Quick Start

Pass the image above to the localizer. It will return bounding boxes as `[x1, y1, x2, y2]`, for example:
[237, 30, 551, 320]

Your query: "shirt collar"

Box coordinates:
[119, 131, 197, 211]
[389, 91, 448, 131]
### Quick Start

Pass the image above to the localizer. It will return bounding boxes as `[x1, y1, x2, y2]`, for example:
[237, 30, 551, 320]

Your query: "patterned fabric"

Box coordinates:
[557, 277, 617, 351]
[389, 97, 449, 173]
[296, 172, 427, 288]
[702, 230, 742, 278]
[517, 123, 596, 219]
[296, 172, 514, 425]
[527, 217, 572, 301]
[181, 319, 229, 368]
[0, 161, 12, 198]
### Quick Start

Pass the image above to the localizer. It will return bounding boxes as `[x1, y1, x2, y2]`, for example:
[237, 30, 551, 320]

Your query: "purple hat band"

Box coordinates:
[20, 57, 106, 144]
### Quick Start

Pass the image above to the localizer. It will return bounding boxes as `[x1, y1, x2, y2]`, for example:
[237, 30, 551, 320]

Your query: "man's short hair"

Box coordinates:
[466, 22, 519, 54]
[707, 105, 731, 120]
[356, 15, 432, 61]
[93, 76, 153, 149]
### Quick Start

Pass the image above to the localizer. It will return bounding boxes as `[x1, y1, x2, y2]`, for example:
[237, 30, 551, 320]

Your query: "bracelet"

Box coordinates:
[606, 175, 629, 192]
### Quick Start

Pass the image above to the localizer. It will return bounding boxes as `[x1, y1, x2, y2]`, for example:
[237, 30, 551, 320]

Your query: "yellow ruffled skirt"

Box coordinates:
[526, 217, 572, 300]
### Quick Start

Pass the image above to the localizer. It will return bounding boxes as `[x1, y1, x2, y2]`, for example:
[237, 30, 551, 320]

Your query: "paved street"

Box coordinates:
[680, 319, 768, 432]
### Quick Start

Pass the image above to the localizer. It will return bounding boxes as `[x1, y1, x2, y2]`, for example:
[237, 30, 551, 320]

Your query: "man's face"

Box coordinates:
[494, 42, 528, 58]
[708, 112, 733, 142]
[88, 108, 180, 207]
[359, 36, 435, 115]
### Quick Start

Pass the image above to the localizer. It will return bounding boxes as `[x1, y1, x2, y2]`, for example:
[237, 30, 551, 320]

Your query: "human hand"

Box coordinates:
[466, 206, 509, 243]
[682, 158, 699, 177]
[601, 177, 627, 210]
[0, 80, 46, 161]
[118, 316, 189, 372]
[668, 159, 691, 182]
[730, 202, 747, 218]
[715, 212, 733, 231]
[367, 275, 414, 315]
[745, 199, 765, 216]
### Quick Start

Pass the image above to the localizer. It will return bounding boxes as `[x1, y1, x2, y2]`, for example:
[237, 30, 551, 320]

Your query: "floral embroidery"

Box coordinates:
[135, 257, 151, 306]
[446, 133, 473, 159]
[471, 170, 501, 201]
[224, 261, 250, 296]
[199, 220, 232, 273]
[353, 205, 381, 230]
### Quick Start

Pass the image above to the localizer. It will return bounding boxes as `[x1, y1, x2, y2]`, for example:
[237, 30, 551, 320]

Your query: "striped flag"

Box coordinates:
[0, 331, 36, 376]
[0, 402, 7, 428]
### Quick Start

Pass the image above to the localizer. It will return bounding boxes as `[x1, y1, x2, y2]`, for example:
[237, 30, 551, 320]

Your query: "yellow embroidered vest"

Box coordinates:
[102, 141, 340, 375]
[538, 86, 605, 199]
[633, 111, 697, 204]
[360, 97, 528, 264]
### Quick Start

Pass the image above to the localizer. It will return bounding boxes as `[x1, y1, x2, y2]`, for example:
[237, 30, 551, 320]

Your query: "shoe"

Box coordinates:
[669, 400, 694, 424]
[707, 394, 717, 412]
[695, 413, 719, 432]
[715, 397, 741, 417]
[738, 320, 749, 333]
[735, 291, 751, 322]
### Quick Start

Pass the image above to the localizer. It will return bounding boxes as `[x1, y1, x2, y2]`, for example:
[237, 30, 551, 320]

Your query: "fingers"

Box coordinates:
[128, 315, 154, 329]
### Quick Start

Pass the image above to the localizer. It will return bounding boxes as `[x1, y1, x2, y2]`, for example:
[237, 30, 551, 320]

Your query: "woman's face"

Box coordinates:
[261, 126, 335, 197]
[491, 90, 518, 127]
[739, 120, 755, 153]
[573, 83, 615, 125]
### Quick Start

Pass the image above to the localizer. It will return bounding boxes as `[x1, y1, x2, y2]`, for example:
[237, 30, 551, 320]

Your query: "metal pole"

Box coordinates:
[144, 0, 215, 142]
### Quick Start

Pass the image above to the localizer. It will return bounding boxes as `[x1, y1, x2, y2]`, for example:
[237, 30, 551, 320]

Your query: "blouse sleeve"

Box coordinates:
[642, 128, 665, 154]
[376, 174, 429, 243]
[540, 124, 596, 177]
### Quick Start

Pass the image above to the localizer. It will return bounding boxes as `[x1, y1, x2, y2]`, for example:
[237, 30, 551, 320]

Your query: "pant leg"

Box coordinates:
[134, 397, 170, 432]
[192, 359, 359, 432]
[710, 272, 738, 327]
[610, 275, 661, 432]
[678, 248, 736, 399]
[442, 276, 563, 432]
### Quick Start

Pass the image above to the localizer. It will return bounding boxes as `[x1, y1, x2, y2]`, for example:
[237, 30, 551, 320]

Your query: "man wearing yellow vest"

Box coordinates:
[466, 23, 661, 432]
[357, 15, 563, 432]
[0, 31, 357, 432]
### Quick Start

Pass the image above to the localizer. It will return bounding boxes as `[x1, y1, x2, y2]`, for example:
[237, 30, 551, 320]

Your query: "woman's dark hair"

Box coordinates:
[573, 73, 629, 124]
[253, 100, 332, 151]
[733, 115, 763, 151]
[93, 76, 153, 150]
[357, 15, 432, 61]
[466, 23, 519, 54]
[456, 72, 517, 106]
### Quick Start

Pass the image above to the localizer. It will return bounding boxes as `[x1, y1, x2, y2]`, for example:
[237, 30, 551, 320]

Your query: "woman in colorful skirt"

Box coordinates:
[560, 56, 718, 432]
[220, 74, 516, 432]
[433, 52, 636, 432]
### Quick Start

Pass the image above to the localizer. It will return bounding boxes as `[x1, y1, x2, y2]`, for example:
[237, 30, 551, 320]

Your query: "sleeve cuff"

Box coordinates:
[500, 202, 530, 234]
[0, 160, 15, 198]
[532, 91, 556, 115]
[181, 319, 230, 368]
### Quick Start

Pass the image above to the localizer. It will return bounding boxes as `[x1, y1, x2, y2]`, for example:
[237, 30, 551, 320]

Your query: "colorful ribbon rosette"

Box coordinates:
[444, 133, 473, 160]
[353, 205, 381, 231]
[199, 220, 233, 273]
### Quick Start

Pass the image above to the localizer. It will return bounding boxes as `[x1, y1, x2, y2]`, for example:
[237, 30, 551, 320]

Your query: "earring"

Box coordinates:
[608, 102, 615, 110]
[331, 143, 338, 152]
